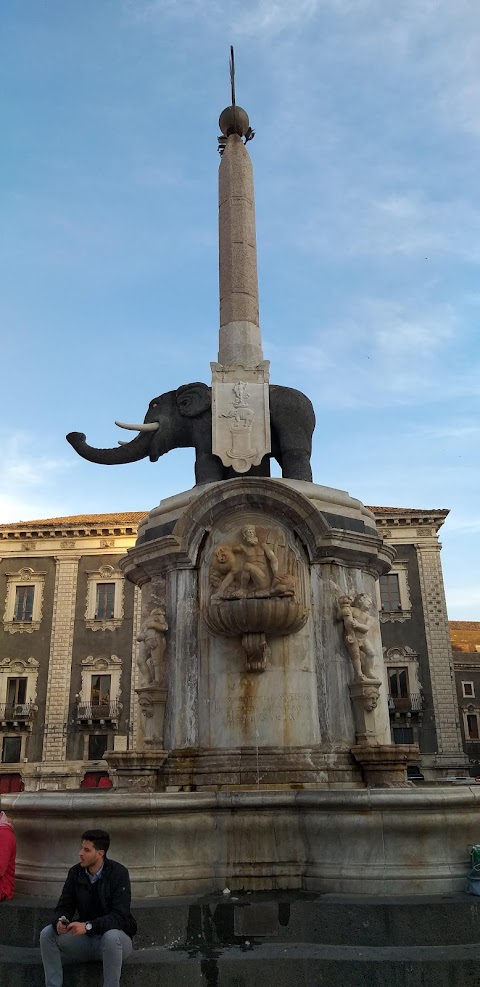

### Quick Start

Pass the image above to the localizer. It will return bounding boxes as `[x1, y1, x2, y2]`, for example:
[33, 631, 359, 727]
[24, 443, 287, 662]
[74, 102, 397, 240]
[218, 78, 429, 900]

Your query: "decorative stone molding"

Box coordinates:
[351, 743, 419, 787]
[43, 557, 79, 762]
[84, 564, 124, 631]
[203, 521, 308, 673]
[349, 679, 383, 746]
[462, 706, 480, 741]
[121, 478, 394, 585]
[383, 646, 422, 691]
[105, 750, 167, 789]
[0, 657, 39, 732]
[3, 567, 46, 634]
[79, 654, 122, 707]
[211, 366, 271, 473]
[0, 655, 40, 700]
[136, 686, 167, 749]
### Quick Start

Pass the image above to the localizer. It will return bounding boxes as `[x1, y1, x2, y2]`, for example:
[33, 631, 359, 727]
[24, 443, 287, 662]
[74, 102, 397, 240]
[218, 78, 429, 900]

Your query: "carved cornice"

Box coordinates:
[122, 478, 394, 585]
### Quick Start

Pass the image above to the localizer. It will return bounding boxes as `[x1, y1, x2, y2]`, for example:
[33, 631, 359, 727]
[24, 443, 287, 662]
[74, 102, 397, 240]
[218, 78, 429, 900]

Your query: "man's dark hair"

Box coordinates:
[82, 829, 110, 856]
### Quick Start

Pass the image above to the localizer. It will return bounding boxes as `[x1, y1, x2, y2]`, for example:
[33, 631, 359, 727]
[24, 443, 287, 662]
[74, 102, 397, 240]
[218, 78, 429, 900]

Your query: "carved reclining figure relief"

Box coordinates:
[210, 525, 296, 602]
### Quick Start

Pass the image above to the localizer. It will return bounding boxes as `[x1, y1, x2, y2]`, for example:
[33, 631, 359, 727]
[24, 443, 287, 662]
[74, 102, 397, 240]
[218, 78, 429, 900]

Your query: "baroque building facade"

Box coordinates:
[450, 621, 480, 776]
[0, 506, 466, 791]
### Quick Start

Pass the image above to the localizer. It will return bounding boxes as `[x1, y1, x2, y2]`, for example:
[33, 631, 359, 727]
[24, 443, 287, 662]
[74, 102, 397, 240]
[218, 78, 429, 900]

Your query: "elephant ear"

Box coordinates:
[176, 382, 211, 417]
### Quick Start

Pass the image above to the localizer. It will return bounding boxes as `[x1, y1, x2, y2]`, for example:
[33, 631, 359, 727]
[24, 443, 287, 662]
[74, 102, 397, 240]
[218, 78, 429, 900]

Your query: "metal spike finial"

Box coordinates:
[229, 45, 236, 107]
[218, 47, 255, 154]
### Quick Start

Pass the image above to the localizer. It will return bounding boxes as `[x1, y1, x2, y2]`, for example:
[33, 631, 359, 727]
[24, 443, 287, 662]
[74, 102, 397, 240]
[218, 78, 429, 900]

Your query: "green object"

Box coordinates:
[470, 845, 480, 869]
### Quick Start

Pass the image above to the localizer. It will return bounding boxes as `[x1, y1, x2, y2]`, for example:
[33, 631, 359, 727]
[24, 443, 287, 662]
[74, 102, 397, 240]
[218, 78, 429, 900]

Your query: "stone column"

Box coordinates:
[218, 133, 262, 367]
[128, 584, 142, 750]
[416, 538, 466, 765]
[43, 556, 79, 762]
[212, 128, 270, 474]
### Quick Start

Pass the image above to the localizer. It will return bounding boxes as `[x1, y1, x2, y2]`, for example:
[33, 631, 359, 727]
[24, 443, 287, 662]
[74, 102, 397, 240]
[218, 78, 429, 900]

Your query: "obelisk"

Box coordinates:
[211, 66, 271, 475]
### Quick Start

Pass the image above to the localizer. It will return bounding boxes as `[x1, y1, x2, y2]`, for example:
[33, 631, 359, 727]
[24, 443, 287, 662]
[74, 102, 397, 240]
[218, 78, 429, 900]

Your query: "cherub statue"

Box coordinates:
[137, 608, 168, 687]
[336, 592, 378, 682]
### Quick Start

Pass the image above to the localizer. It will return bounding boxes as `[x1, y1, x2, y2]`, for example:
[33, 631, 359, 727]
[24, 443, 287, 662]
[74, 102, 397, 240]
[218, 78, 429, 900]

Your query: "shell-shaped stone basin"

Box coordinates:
[203, 597, 309, 638]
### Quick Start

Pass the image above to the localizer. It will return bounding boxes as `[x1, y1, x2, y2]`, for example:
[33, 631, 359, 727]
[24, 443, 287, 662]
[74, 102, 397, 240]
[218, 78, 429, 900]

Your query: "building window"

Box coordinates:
[88, 734, 108, 761]
[388, 667, 409, 699]
[3, 567, 46, 634]
[14, 586, 35, 622]
[392, 726, 414, 744]
[0, 658, 39, 726]
[465, 712, 480, 740]
[377, 562, 411, 622]
[6, 678, 27, 707]
[95, 584, 115, 620]
[85, 565, 124, 631]
[90, 675, 111, 707]
[462, 682, 475, 699]
[2, 736, 22, 763]
[77, 655, 122, 726]
[380, 574, 401, 611]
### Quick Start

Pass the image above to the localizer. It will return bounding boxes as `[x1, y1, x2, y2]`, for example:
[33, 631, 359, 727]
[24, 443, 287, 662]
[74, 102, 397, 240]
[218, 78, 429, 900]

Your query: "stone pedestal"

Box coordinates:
[352, 743, 420, 787]
[121, 478, 395, 791]
[104, 750, 167, 791]
[136, 686, 167, 749]
[349, 679, 383, 746]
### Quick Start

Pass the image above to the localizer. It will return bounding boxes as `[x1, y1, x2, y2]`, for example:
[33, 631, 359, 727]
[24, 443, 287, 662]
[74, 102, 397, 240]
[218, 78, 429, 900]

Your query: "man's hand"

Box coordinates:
[56, 920, 69, 936]
[67, 922, 87, 936]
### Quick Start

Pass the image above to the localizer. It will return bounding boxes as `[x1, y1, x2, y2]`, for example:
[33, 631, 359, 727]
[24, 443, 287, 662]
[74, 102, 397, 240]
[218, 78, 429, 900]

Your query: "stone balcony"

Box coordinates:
[388, 693, 424, 714]
[0, 702, 37, 728]
[75, 700, 121, 726]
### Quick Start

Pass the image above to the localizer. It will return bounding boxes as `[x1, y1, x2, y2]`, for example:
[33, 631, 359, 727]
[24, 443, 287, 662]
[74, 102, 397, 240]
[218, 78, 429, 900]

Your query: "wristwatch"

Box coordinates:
[85, 922, 93, 932]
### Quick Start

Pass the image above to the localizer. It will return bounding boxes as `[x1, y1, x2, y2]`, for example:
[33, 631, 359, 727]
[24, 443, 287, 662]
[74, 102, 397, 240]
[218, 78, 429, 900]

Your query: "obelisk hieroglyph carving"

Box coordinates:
[211, 56, 270, 474]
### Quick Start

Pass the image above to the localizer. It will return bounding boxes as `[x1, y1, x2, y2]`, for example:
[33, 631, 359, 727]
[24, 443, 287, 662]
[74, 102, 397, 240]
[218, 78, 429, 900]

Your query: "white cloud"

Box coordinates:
[446, 584, 480, 618]
[272, 298, 459, 408]
[0, 432, 72, 524]
[233, 0, 321, 36]
[445, 517, 480, 536]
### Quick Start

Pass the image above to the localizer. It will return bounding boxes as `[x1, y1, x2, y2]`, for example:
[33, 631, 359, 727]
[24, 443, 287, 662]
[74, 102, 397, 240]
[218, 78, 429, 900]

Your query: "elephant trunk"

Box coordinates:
[66, 430, 152, 465]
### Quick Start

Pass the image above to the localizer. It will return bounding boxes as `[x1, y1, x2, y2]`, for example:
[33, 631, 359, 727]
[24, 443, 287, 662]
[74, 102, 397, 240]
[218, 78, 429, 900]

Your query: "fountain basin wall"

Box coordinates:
[4, 786, 476, 897]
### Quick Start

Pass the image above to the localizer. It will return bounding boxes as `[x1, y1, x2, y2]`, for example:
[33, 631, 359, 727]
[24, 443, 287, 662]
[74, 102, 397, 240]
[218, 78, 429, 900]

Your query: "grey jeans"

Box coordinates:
[39, 924, 133, 987]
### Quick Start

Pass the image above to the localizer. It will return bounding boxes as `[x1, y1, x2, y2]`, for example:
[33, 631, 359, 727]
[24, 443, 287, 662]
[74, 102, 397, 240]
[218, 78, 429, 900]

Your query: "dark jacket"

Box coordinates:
[53, 857, 137, 938]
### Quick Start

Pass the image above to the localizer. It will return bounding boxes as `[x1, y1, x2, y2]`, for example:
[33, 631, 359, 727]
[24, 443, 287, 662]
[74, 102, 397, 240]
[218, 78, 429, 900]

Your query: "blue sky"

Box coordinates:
[1, 0, 479, 619]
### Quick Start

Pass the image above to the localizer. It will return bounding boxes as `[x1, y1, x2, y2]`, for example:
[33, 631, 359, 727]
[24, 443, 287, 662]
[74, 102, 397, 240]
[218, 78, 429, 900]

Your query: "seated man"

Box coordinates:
[40, 829, 136, 987]
[0, 810, 16, 901]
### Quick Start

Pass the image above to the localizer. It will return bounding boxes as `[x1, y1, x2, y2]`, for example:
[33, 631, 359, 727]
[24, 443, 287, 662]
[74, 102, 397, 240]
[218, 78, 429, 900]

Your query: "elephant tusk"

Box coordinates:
[115, 421, 159, 432]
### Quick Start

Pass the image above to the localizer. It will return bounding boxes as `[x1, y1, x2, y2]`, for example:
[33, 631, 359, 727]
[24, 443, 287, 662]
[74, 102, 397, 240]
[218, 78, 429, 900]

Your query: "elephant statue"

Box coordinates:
[67, 382, 315, 485]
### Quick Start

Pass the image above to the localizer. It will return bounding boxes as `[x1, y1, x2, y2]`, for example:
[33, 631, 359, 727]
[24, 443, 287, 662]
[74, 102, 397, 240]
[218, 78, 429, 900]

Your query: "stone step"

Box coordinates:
[2, 892, 480, 952]
[4, 941, 480, 987]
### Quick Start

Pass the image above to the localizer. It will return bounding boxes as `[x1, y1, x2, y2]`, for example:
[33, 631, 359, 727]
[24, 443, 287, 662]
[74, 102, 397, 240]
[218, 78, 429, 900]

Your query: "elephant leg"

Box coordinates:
[195, 452, 226, 485]
[280, 449, 313, 483]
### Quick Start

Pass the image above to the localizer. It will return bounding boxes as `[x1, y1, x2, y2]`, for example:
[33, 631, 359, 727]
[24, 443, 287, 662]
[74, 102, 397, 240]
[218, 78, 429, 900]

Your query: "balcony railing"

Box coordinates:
[388, 693, 424, 713]
[76, 700, 121, 723]
[0, 702, 36, 723]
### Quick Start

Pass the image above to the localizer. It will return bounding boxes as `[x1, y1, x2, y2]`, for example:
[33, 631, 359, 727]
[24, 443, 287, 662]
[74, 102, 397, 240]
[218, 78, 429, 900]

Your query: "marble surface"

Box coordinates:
[4, 786, 478, 897]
